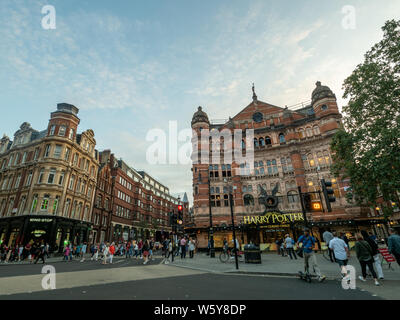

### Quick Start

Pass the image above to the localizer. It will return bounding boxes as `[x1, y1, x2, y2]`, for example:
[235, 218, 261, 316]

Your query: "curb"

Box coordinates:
[166, 263, 340, 280]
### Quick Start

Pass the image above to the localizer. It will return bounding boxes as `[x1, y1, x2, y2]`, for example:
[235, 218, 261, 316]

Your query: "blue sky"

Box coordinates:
[0, 0, 399, 203]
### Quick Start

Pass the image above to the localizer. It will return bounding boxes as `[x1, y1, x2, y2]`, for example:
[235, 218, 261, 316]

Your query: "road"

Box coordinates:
[0, 257, 382, 300]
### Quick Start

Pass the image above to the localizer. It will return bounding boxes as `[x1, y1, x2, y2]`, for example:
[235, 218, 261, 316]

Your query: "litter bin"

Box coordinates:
[244, 244, 261, 264]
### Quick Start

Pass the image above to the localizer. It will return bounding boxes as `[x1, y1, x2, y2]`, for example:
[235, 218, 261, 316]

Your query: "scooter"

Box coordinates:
[298, 268, 326, 283]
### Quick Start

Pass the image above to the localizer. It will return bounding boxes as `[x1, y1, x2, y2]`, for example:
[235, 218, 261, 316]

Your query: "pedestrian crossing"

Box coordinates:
[0, 264, 206, 296]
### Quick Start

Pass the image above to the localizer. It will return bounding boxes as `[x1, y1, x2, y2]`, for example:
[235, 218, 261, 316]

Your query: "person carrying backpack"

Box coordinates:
[355, 233, 380, 286]
[297, 228, 326, 282]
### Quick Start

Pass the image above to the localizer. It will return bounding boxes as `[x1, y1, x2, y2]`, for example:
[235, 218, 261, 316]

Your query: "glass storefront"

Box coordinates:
[8, 228, 20, 246]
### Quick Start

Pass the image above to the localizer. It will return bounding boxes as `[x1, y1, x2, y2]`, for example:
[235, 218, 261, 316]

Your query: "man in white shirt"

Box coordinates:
[329, 232, 350, 277]
[284, 234, 297, 260]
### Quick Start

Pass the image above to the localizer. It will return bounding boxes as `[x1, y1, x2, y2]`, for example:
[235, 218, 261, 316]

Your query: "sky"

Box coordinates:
[0, 0, 399, 204]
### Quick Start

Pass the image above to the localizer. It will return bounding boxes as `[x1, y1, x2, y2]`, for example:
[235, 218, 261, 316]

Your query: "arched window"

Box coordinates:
[265, 136, 272, 145]
[287, 191, 299, 203]
[254, 138, 259, 148]
[307, 154, 315, 167]
[244, 194, 254, 206]
[279, 133, 286, 144]
[317, 152, 325, 166]
[306, 127, 313, 137]
[298, 129, 305, 139]
[259, 138, 265, 146]
[313, 125, 320, 135]
[223, 194, 229, 206]
[323, 151, 331, 165]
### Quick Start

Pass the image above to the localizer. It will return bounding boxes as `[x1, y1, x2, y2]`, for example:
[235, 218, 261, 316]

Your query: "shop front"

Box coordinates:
[0, 215, 92, 253]
[242, 211, 306, 251]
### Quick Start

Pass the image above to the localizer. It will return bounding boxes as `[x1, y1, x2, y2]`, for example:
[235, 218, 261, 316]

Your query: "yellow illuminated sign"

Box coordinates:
[243, 212, 304, 225]
[312, 202, 322, 211]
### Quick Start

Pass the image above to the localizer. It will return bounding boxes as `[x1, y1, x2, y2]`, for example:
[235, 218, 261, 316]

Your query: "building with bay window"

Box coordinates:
[0, 103, 99, 252]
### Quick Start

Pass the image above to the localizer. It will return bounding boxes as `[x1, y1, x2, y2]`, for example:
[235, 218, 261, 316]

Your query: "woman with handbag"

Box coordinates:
[354, 233, 380, 286]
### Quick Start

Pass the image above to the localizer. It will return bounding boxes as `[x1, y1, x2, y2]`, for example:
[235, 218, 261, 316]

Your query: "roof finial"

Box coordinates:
[252, 83, 257, 101]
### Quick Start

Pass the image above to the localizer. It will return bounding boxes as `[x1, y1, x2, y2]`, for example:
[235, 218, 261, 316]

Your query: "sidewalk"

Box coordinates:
[0, 254, 137, 266]
[168, 252, 400, 280]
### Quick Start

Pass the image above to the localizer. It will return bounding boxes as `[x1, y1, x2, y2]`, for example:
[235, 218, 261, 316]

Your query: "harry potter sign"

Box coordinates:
[243, 212, 304, 225]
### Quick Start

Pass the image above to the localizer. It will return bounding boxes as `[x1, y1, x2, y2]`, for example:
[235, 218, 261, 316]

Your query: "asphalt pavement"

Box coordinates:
[0, 256, 162, 278]
[0, 272, 381, 300]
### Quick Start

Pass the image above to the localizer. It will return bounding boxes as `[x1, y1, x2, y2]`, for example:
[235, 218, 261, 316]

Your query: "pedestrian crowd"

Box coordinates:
[277, 227, 400, 285]
[161, 236, 197, 263]
[63, 238, 160, 265]
[0, 240, 49, 264]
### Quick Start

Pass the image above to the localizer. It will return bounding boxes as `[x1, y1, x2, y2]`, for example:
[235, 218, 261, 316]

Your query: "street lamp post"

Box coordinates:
[229, 192, 239, 270]
[207, 177, 215, 258]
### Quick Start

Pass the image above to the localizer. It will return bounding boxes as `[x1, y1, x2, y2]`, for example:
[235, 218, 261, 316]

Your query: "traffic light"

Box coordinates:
[177, 205, 183, 225]
[169, 212, 176, 227]
[321, 179, 336, 212]
[303, 193, 312, 212]
[311, 201, 323, 212]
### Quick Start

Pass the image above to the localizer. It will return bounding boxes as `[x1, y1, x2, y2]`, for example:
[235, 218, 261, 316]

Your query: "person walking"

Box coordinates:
[180, 237, 187, 259]
[102, 242, 109, 265]
[354, 233, 380, 286]
[284, 234, 297, 260]
[142, 240, 150, 265]
[91, 243, 99, 261]
[34, 242, 46, 264]
[63, 244, 70, 262]
[388, 228, 400, 266]
[109, 242, 115, 264]
[361, 230, 384, 279]
[80, 242, 87, 262]
[149, 239, 154, 261]
[189, 238, 196, 259]
[297, 229, 326, 282]
[18, 244, 24, 262]
[133, 241, 139, 259]
[322, 229, 335, 263]
[138, 239, 143, 259]
[328, 232, 350, 278]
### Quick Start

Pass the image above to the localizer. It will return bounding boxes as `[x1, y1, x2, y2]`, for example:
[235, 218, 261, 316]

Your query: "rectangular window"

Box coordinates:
[49, 125, 56, 135]
[26, 172, 33, 186]
[15, 175, 21, 189]
[58, 126, 66, 136]
[48, 169, 56, 184]
[38, 170, 44, 184]
[8, 155, 13, 167]
[22, 152, 27, 164]
[69, 128, 75, 140]
[34, 149, 39, 160]
[54, 145, 62, 159]
[64, 148, 71, 161]
[69, 175, 75, 190]
[53, 197, 59, 214]
[44, 145, 51, 157]
[41, 197, 49, 210]
[31, 196, 38, 212]
[58, 172, 65, 186]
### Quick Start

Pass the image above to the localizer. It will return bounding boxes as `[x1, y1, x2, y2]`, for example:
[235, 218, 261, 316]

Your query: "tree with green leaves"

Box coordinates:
[331, 19, 400, 217]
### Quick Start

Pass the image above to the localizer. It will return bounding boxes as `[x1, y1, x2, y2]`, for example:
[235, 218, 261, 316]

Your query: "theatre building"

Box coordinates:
[0, 104, 99, 252]
[190, 82, 375, 250]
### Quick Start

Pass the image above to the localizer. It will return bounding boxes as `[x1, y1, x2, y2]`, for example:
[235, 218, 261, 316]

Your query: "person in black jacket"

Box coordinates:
[361, 230, 384, 279]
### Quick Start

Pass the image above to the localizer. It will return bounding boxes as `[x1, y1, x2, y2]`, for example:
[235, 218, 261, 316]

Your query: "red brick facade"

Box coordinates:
[191, 82, 370, 249]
